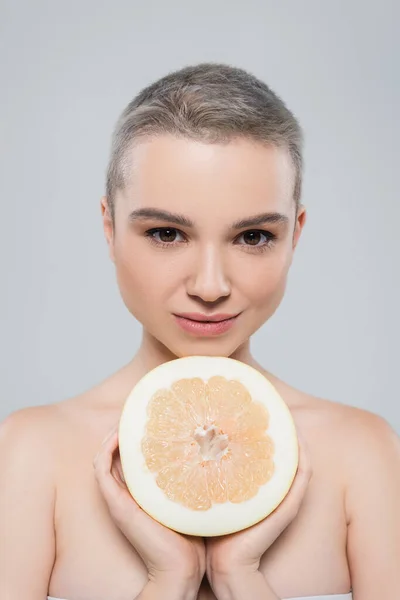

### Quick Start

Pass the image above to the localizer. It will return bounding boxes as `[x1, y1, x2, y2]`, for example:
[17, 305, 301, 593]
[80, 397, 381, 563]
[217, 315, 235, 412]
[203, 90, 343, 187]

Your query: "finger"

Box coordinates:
[96, 453, 183, 570]
[92, 427, 192, 573]
[93, 429, 118, 480]
[101, 422, 119, 446]
[247, 430, 311, 540]
[295, 430, 313, 482]
[112, 452, 126, 485]
[93, 423, 119, 464]
[273, 431, 312, 519]
[231, 432, 313, 562]
[285, 432, 312, 497]
[93, 429, 126, 509]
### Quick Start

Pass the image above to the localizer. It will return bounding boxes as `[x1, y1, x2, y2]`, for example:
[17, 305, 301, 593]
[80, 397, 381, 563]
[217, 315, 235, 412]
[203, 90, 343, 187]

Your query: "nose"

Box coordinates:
[186, 245, 231, 304]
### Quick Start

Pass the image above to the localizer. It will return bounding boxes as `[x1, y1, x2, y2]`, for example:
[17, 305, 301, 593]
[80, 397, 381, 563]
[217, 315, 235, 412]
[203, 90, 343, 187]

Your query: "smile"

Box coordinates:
[173, 313, 240, 336]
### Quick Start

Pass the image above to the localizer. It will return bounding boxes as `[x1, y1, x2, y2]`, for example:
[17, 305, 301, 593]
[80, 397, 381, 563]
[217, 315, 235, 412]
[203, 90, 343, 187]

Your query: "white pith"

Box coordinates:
[119, 356, 299, 536]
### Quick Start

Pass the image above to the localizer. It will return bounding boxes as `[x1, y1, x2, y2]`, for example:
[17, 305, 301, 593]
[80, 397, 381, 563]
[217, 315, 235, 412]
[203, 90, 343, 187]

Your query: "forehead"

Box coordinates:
[121, 135, 295, 219]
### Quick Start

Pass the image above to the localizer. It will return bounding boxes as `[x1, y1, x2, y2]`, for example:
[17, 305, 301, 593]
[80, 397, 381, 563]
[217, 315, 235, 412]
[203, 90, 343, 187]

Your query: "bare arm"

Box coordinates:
[0, 407, 57, 599]
[345, 411, 400, 599]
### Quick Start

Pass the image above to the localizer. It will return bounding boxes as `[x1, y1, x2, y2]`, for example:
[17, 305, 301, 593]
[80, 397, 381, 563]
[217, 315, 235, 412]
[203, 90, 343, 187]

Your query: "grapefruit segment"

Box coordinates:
[141, 438, 197, 470]
[156, 462, 210, 511]
[118, 356, 299, 536]
[203, 459, 228, 504]
[146, 389, 195, 441]
[170, 377, 208, 425]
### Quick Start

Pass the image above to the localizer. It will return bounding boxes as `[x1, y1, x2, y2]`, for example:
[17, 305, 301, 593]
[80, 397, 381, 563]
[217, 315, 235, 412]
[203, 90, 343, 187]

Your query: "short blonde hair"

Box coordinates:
[106, 62, 303, 222]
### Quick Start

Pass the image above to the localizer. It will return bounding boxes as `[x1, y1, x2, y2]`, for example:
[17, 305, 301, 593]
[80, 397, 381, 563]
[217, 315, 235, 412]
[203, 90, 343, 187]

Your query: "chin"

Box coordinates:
[163, 337, 244, 360]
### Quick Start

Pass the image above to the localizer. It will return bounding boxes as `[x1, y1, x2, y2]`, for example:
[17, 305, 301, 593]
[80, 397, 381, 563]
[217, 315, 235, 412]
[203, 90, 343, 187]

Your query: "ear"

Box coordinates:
[292, 204, 307, 251]
[100, 196, 115, 262]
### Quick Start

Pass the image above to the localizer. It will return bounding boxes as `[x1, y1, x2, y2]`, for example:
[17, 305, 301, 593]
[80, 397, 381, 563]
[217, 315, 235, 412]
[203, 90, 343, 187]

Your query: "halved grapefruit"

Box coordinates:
[118, 356, 299, 536]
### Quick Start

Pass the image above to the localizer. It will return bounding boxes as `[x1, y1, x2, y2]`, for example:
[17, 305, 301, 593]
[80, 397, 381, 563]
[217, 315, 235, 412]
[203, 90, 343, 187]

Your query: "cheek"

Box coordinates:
[239, 252, 291, 305]
[113, 242, 178, 312]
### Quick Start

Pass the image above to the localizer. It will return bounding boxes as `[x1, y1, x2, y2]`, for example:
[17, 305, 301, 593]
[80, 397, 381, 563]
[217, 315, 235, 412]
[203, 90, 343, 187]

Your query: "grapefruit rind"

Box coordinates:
[118, 356, 299, 537]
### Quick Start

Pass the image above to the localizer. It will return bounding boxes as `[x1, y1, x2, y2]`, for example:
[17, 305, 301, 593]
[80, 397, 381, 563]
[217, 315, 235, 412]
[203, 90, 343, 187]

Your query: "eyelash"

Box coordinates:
[144, 227, 277, 253]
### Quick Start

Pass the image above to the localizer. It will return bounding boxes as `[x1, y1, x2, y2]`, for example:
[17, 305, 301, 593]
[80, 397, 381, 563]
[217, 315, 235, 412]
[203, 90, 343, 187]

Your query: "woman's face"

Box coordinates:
[102, 135, 306, 358]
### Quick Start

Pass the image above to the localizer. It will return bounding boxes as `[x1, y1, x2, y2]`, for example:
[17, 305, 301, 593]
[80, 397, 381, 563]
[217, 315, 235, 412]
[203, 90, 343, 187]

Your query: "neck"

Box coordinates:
[131, 328, 264, 376]
[102, 329, 294, 411]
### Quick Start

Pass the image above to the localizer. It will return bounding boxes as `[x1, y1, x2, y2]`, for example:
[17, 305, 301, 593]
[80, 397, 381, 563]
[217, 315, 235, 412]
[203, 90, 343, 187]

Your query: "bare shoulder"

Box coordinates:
[325, 400, 400, 494]
[0, 361, 135, 471]
[0, 405, 69, 480]
[273, 373, 397, 443]
[0, 391, 94, 459]
[291, 386, 400, 503]
[0, 403, 64, 451]
[332, 400, 398, 442]
[302, 392, 399, 450]
[271, 373, 399, 473]
[0, 404, 76, 596]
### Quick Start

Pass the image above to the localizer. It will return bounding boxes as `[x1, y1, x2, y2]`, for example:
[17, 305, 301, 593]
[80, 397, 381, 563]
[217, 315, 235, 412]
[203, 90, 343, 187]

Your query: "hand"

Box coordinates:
[93, 424, 205, 590]
[205, 431, 312, 590]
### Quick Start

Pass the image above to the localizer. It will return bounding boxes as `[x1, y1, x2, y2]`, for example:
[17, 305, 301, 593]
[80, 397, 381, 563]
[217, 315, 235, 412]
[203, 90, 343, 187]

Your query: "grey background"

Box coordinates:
[1, 1, 399, 431]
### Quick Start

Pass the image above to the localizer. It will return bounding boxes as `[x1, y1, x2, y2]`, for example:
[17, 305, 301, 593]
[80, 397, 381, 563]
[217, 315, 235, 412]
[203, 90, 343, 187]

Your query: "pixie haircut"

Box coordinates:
[106, 62, 303, 223]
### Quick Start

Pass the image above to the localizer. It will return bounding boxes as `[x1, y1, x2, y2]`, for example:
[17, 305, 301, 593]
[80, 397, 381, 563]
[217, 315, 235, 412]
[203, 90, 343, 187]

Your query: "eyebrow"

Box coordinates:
[128, 208, 289, 229]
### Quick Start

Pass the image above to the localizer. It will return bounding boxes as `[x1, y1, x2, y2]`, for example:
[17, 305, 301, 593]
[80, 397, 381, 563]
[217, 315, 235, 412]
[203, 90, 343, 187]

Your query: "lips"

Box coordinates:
[173, 313, 240, 336]
[175, 313, 239, 323]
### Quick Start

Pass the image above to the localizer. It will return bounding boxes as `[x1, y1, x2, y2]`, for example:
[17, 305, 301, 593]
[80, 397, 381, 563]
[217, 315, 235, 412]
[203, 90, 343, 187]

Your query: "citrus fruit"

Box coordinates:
[118, 356, 299, 536]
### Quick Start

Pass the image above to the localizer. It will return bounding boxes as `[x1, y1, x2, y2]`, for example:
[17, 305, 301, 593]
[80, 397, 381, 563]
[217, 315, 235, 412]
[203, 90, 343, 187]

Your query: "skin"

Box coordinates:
[0, 135, 399, 600]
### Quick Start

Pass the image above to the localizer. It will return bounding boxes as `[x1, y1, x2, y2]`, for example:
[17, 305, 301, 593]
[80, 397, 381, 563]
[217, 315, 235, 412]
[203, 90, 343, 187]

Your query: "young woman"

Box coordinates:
[1, 63, 399, 600]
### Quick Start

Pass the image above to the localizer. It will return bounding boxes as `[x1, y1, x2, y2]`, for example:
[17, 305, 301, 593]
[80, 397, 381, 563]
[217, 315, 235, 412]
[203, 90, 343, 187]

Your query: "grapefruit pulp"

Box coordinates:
[118, 356, 299, 536]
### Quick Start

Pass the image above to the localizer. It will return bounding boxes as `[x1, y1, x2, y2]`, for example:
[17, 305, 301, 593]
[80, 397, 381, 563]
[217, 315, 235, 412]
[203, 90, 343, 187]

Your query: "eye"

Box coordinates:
[236, 230, 276, 248]
[145, 227, 186, 245]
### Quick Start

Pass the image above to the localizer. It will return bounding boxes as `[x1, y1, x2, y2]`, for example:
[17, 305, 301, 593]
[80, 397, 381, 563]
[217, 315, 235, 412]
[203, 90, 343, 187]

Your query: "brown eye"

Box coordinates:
[145, 227, 186, 245]
[236, 230, 277, 250]
[159, 228, 177, 243]
[243, 231, 263, 245]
